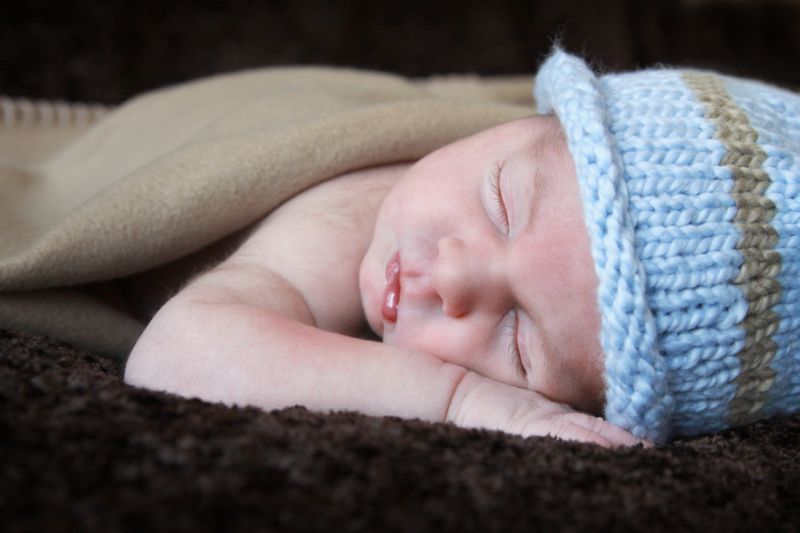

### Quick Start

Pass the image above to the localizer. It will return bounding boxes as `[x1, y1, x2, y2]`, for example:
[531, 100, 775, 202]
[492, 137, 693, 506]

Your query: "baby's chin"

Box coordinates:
[357, 251, 384, 338]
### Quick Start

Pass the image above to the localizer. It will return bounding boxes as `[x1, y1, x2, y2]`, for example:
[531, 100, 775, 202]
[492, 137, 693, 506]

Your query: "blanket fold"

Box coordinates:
[0, 68, 533, 356]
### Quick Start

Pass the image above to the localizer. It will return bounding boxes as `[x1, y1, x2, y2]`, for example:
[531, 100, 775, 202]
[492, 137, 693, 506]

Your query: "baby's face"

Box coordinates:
[359, 116, 605, 414]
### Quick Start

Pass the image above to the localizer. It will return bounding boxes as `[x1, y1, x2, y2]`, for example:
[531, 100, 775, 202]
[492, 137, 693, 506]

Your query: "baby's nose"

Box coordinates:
[432, 236, 498, 317]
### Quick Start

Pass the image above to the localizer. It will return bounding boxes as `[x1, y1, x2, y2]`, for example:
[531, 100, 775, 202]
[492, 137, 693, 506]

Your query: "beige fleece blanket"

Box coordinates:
[0, 67, 534, 357]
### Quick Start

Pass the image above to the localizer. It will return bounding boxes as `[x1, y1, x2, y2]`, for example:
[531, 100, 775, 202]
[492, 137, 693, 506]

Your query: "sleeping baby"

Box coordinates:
[124, 50, 800, 446]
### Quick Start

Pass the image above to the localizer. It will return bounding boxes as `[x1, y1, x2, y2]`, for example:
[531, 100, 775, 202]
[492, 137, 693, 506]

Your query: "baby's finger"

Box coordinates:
[536, 419, 616, 448]
[560, 412, 647, 447]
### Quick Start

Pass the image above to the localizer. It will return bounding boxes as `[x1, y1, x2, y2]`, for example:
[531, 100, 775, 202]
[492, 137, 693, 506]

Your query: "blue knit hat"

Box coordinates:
[534, 49, 800, 442]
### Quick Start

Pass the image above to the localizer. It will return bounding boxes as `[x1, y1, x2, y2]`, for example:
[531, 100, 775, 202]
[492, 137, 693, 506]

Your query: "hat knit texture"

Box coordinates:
[534, 49, 800, 442]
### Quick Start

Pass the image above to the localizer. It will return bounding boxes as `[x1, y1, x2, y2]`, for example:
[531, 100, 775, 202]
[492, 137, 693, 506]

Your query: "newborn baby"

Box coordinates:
[126, 114, 627, 445]
[125, 50, 800, 446]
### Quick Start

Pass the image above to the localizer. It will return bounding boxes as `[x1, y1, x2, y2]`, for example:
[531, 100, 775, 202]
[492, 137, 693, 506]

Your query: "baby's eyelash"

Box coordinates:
[503, 309, 526, 379]
[489, 161, 510, 233]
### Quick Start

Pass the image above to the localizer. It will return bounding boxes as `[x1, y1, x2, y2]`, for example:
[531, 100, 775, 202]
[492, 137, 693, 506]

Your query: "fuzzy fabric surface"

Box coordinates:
[2, 327, 799, 531]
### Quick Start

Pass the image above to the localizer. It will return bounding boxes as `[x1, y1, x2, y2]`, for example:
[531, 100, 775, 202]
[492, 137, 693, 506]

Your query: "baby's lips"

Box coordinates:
[382, 252, 401, 322]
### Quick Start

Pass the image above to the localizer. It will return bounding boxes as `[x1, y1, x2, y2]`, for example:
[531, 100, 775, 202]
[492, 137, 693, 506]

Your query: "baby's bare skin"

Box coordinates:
[124, 116, 645, 447]
[361, 115, 605, 415]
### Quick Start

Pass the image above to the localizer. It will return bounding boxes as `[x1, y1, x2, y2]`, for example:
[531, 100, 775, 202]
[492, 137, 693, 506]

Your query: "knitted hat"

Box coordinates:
[534, 49, 800, 442]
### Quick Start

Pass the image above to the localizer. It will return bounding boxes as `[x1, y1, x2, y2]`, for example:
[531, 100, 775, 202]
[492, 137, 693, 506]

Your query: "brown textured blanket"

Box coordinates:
[3, 326, 799, 530]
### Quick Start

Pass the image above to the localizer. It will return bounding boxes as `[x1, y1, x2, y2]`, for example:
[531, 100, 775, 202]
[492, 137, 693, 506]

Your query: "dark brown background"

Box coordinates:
[2, 0, 799, 104]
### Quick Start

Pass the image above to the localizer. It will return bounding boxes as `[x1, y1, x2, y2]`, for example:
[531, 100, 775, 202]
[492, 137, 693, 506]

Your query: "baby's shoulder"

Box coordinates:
[252, 162, 408, 247]
[117, 163, 410, 322]
[220, 162, 411, 333]
[279, 162, 408, 218]
[231, 161, 411, 282]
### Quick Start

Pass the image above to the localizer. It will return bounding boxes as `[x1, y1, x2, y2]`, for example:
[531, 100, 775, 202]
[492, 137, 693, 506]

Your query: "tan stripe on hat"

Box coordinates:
[682, 72, 781, 426]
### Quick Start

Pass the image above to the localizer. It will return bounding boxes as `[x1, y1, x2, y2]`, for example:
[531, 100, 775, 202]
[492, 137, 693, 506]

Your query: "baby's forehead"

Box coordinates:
[469, 115, 566, 157]
[428, 119, 519, 160]
[414, 115, 569, 182]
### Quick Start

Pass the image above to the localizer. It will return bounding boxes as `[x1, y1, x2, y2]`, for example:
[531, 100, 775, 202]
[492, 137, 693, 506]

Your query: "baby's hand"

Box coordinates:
[446, 371, 646, 448]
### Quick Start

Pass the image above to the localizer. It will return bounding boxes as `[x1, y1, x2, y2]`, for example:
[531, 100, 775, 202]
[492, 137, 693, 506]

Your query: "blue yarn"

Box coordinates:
[727, 74, 800, 420]
[534, 49, 800, 441]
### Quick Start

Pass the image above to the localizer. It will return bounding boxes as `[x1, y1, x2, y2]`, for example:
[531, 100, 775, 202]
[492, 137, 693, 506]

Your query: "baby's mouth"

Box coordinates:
[382, 251, 401, 322]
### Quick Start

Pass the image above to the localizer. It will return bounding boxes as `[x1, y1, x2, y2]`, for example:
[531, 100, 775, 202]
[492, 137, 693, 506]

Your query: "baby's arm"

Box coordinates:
[125, 166, 464, 422]
[126, 281, 466, 422]
[125, 165, 640, 446]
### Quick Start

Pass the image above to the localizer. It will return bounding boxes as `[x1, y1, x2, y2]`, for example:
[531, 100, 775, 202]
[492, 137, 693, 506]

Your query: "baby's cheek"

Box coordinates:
[385, 316, 464, 359]
[537, 227, 590, 297]
[388, 316, 522, 386]
[521, 211, 604, 412]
